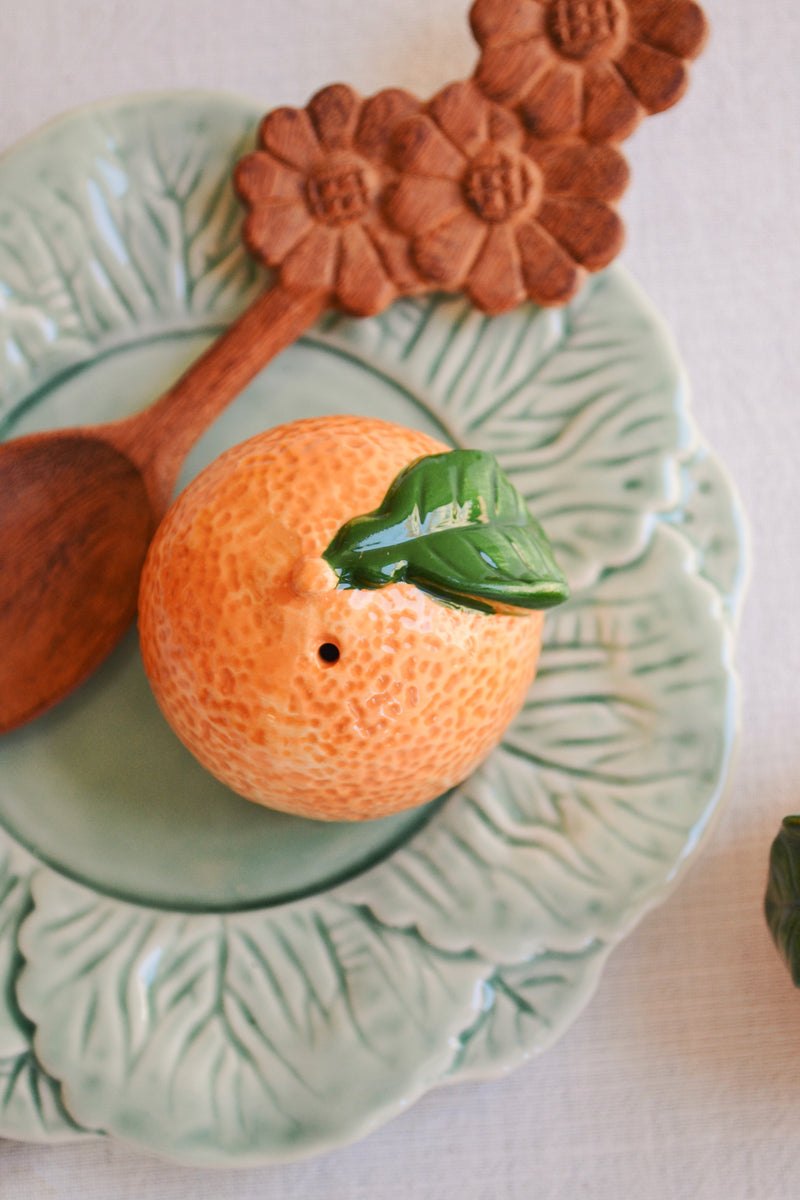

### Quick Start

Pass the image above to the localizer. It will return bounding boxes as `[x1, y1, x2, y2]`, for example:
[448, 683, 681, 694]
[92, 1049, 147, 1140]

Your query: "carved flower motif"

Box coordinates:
[234, 84, 421, 315]
[385, 81, 628, 313]
[471, 0, 709, 142]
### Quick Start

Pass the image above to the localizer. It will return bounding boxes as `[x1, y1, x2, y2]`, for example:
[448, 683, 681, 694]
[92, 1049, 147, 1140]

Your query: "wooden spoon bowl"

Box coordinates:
[0, 434, 156, 733]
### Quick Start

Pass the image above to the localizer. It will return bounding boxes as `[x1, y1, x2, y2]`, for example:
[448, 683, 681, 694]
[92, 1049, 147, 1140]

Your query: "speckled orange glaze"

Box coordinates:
[138, 415, 544, 820]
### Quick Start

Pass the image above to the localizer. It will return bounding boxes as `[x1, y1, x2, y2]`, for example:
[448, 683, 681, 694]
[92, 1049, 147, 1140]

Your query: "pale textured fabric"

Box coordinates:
[1, 0, 799, 1196]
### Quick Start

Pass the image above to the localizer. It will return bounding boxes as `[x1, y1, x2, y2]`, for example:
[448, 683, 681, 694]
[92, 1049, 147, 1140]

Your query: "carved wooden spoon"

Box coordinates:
[0, 72, 632, 735]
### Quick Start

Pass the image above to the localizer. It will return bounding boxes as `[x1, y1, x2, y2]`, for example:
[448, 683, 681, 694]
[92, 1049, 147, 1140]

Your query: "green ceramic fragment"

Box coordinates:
[323, 448, 570, 614]
[765, 817, 800, 985]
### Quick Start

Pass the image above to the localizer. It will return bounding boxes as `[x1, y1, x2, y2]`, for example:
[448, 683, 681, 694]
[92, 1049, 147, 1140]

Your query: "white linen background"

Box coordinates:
[0, 0, 798, 1196]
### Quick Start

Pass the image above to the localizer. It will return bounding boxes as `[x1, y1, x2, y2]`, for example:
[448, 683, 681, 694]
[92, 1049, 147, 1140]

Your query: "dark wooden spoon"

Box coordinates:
[0, 285, 326, 733]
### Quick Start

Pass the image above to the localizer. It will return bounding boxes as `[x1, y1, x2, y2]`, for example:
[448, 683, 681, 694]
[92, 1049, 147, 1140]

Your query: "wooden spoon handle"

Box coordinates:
[109, 282, 329, 516]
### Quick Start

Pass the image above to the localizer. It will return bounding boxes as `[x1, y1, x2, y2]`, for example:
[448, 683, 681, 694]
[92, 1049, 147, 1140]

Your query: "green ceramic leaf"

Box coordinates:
[323, 449, 569, 613]
[765, 818, 800, 985]
[17, 872, 485, 1165]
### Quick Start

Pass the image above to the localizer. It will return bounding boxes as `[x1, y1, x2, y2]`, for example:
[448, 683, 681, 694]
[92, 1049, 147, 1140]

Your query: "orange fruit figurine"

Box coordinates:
[138, 415, 568, 821]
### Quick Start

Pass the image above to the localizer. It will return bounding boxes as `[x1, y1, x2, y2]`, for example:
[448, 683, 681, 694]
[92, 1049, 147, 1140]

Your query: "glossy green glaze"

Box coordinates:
[323, 448, 570, 613]
[765, 817, 800, 986]
[0, 91, 746, 1166]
